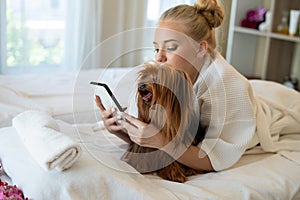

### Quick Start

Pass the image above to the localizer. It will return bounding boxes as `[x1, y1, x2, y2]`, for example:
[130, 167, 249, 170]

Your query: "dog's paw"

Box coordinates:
[157, 168, 187, 183]
[184, 168, 203, 176]
[170, 175, 187, 183]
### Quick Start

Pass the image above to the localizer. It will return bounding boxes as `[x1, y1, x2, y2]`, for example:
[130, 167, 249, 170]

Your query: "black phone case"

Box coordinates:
[90, 82, 124, 112]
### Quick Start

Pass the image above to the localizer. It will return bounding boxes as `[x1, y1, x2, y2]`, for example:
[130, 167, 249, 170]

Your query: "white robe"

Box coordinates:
[195, 52, 300, 171]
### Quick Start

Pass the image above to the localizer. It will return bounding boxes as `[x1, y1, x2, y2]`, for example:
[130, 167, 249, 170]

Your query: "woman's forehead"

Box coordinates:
[154, 22, 195, 44]
[154, 23, 187, 40]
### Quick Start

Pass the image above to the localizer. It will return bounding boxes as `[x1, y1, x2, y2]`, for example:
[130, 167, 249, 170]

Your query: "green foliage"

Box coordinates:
[6, 8, 63, 68]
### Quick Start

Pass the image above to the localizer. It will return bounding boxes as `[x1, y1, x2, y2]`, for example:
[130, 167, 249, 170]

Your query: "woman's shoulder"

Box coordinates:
[194, 52, 257, 111]
[196, 52, 251, 90]
[214, 52, 248, 80]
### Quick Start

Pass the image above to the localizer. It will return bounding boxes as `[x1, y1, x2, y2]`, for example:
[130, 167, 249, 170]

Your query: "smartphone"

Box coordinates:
[90, 81, 138, 128]
[90, 82, 124, 112]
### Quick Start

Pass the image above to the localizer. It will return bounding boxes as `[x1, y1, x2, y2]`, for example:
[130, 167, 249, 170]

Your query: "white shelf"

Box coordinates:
[270, 32, 300, 43]
[227, 0, 300, 83]
[234, 26, 300, 43]
[234, 26, 269, 37]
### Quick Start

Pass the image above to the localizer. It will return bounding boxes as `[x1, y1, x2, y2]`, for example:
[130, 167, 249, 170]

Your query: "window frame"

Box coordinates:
[0, 0, 65, 74]
[0, 0, 6, 74]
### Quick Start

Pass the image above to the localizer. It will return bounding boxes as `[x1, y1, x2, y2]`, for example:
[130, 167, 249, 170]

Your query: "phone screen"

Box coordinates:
[90, 82, 124, 112]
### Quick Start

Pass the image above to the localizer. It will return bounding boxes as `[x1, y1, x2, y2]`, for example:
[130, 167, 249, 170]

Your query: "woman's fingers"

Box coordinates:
[103, 114, 123, 132]
[95, 95, 106, 111]
[101, 108, 115, 120]
[109, 123, 124, 132]
[119, 116, 138, 136]
[103, 115, 117, 125]
[120, 112, 162, 145]
[120, 118, 164, 148]
[121, 112, 144, 128]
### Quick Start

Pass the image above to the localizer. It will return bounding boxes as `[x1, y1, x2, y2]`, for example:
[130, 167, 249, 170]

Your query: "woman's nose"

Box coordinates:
[155, 49, 167, 63]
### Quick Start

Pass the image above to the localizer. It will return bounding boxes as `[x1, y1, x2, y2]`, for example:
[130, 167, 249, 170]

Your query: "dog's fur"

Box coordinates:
[121, 62, 206, 183]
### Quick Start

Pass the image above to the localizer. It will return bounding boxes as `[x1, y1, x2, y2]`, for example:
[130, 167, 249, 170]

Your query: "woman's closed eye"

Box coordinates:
[166, 45, 178, 51]
[154, 44, 178, 52]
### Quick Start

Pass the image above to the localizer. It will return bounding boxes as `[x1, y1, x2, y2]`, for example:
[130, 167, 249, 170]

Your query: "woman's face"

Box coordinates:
[154, 21, 201, 83]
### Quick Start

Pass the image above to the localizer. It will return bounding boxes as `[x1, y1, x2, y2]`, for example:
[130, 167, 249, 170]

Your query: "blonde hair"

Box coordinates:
[159, 0, 224, 55]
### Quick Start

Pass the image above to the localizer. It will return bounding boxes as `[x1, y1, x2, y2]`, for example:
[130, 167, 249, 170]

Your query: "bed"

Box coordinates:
[0, 67, 300, 200]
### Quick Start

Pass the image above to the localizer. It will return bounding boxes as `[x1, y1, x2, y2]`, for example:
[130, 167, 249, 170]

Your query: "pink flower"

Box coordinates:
[247, 8, 266, 22]
[241, 7, 267, 29]
[0, 179, 28, 200]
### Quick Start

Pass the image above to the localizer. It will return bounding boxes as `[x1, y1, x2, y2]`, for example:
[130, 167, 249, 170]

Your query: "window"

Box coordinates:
[142, 0, 194, 61]
[146, 0, 194, 27]
[0, 0, 195, 74]
[0, 0, 66, 74]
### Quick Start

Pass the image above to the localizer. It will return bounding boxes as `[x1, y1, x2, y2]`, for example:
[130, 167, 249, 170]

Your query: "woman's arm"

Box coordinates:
[111, 130, 131, 143]
[175, 145, 214, 172]
[120, 112, 214, 172]
[159, 137, 214, 172]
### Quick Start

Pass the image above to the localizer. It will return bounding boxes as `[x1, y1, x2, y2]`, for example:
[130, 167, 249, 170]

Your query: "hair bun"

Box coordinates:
[194, 0, 224, 28]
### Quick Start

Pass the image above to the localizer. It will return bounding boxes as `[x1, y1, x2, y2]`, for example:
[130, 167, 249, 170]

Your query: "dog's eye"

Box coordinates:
[138, 83, 146, 90]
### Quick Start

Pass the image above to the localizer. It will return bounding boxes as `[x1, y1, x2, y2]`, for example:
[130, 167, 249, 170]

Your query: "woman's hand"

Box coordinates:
[120, 113, 191, 160]
[95, 95, 123, 133]
[119, 112, 168, 149]
[120, 112, 214, 171]
[95, 96, 131, 143]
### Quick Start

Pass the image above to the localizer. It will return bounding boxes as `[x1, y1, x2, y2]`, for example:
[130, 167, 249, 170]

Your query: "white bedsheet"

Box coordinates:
[0, 67, 138, 127]
[0, 120, 300, 200]
[1, 68, 300, 199]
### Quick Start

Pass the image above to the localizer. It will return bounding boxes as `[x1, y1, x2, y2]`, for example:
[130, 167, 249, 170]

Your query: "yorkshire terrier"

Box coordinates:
[121, 61, 206, 183]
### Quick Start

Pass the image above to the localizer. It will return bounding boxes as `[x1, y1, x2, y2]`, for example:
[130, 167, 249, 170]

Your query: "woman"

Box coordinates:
[95, 0, 300, 172]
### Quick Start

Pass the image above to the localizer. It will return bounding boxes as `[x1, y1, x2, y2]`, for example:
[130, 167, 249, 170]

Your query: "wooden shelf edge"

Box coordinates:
[234, 26, 300, 42]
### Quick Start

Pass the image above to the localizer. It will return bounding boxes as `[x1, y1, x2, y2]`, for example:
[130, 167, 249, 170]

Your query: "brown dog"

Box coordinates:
[121, 61, 206, 182]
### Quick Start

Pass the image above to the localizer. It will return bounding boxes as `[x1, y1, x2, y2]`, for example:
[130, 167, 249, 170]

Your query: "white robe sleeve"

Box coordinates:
[195, 54, 257, 171]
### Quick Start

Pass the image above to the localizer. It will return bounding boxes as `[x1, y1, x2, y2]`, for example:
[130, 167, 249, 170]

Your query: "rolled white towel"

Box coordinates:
[12, 110, 82, 171]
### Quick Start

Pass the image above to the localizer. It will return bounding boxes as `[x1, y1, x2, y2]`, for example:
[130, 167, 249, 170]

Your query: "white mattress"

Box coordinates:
[0, 68, 300, 199]
[0, 120, 300, 200]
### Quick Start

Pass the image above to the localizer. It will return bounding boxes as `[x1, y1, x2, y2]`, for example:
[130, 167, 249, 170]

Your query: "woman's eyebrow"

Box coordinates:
[153, 39, 179, 45]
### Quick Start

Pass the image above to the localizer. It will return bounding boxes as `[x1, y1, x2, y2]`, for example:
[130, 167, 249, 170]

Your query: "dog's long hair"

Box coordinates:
[121, 61, 205, 182]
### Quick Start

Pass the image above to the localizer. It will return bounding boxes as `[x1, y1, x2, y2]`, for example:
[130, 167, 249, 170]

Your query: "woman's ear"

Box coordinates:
[197, 41, 208, 57]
